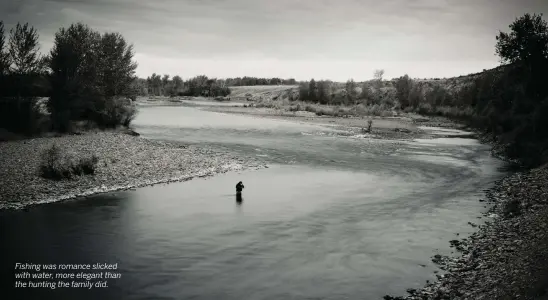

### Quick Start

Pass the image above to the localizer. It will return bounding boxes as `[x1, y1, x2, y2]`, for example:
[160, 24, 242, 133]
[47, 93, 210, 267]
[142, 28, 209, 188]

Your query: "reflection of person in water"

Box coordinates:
[236, 193, 243, 203]
[235, 181, 244, 203]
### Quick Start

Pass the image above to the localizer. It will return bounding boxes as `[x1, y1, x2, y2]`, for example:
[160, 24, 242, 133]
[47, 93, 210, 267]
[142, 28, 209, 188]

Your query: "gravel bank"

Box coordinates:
[384, 165, 548, 300]
[0, 131, 266, 210]
[203, 106, 468, 140]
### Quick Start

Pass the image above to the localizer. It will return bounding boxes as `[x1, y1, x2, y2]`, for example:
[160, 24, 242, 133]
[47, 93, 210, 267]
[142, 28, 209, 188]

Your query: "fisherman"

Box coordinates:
[236, 181, 244, 193]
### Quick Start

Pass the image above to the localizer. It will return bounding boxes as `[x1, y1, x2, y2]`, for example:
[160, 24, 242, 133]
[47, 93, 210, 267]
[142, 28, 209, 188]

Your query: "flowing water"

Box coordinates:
[1, 105, 506, 300]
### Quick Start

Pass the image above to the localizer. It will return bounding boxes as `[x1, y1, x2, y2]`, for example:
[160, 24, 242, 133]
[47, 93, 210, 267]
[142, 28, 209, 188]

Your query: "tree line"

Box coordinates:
[297, 69, 389, 106]
[133, 75, 297, 97]
[137, 74, 230, 97]
[0, 20, 137, 135]
[225, 77, 297, 86]
[392, 13, 548, 166]
[291, 13, 548, 167]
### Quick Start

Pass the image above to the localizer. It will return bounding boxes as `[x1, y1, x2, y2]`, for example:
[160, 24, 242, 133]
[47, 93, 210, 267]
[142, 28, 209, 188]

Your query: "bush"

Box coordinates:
[71, 155, 99, 175]
[95, 97, 138, 128]
[39, 144, 99, 180]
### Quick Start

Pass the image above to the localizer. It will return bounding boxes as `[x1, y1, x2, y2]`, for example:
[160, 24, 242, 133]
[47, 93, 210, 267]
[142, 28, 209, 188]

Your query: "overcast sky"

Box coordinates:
[1, 0, 547, 81]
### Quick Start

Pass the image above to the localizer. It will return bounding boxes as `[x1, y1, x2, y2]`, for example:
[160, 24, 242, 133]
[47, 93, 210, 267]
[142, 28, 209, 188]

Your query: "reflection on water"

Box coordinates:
[1, 105, 507, 300]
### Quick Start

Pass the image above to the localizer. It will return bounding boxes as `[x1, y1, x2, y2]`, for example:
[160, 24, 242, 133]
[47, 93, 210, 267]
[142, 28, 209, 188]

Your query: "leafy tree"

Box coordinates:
[373, 69, 384, 82]
[496, 13, 548, 102]
[308, 78, 317, 102]
[98, 32, 137, 98]
[172, 75, 183, 93]
[49, 23, 138, 130]
[345, 79, 357, 102]
[371, 69, 385, 101]
[495, 13, 548, 64]
[95, 32, 137, 126]
[48, 23, 101, 131]
[317, 80, 330, 104]
[149, 73, 162, 96]
[0, 22, 45, 134]
[130, 78, 148, 96]
[0, 21, 9, 76]
[161, 74, 170, 88]
[425, 85, 452, 106]
[395, 74, 413, 107]
[8, 23, 45, 75]
[298, 82, 309, 101]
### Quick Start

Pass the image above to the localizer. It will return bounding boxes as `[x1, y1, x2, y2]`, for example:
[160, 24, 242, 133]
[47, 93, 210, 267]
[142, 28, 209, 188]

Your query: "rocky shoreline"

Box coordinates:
[230, 103, 548, 300]
[0, 130, 266, 210]
[384, 164, 548, 300]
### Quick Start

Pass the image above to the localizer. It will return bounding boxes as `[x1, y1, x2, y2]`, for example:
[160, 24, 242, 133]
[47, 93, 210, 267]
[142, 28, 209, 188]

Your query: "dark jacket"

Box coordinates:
[236, 182, 244, 192]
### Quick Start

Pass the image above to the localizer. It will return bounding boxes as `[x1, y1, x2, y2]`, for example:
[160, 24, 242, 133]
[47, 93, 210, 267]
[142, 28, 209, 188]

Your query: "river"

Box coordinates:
[1, 105, 506, 300]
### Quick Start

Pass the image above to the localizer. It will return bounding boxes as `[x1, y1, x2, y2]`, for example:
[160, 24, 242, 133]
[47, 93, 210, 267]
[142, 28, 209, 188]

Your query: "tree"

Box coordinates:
[8, 23, 45, 75]
[372, 69, 385, 96]
[48, 23, 101, 131]
[95, 32, 138, 126]
[49, 23, 138, 130]
[1, 22, 45, 134]
[373, 69, 384, 81]
[425, 85, 451, 106]
[98, 32, 137, 98]
[317, 80, 330, 104]
[496, 13, 548, 102]
[298, 81, 309, 101]
[0, 21, 10, 76]
[308, 78, 317, 102]
[495, 13, 548, 64]
[172, 75, 183, 93]
[395, 74, 413, 107]
[130, 78, 148, 96]
[345, 79, 357, 102]
[149, 73, 162, 96]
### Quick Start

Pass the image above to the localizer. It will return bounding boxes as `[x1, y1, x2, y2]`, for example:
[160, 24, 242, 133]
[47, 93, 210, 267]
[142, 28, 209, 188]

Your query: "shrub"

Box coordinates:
[39, 144, 71, 180]
[95, 97, 138, 128]
[39, 144, 99, 180]
[71, 155, 99, 175]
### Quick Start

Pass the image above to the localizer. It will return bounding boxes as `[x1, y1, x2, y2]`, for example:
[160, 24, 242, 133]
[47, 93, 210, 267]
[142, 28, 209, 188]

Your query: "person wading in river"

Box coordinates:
[235, 181, 244, 203]
[236, 181, 244, 194]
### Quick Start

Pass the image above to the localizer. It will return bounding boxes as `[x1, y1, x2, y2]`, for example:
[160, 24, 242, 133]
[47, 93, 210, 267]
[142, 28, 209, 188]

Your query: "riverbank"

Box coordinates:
[203, 105, 467, 140]
[0, 130, 266, 210]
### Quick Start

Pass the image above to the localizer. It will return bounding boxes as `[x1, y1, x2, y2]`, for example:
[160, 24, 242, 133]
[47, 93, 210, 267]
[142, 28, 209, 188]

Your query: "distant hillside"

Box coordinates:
[228, 65, 510, 104]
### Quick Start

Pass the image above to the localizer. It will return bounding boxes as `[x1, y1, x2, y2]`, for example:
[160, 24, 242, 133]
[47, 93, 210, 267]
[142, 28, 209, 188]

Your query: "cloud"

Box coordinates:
[1, 0, 547, 80]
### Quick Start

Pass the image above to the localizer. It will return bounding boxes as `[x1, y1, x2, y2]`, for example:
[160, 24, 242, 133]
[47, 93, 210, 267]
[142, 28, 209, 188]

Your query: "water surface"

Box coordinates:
[1, 105, 505, 300]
